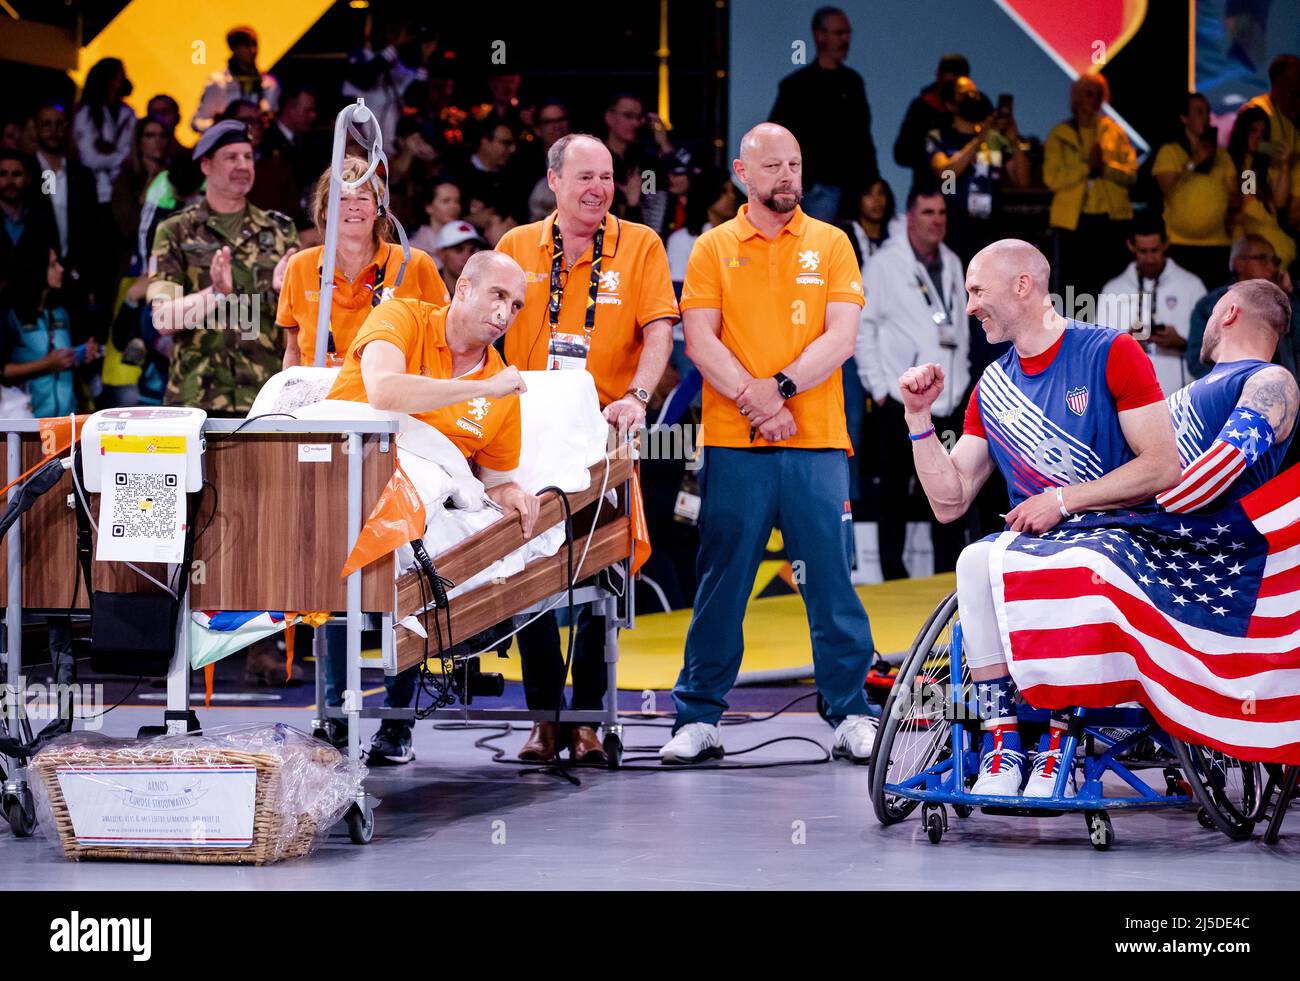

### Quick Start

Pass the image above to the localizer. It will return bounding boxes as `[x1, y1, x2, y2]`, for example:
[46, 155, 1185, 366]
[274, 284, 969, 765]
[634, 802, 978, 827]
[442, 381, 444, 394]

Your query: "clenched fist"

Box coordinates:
[898, 363, 946, 415]
[486, 366, 526, 399]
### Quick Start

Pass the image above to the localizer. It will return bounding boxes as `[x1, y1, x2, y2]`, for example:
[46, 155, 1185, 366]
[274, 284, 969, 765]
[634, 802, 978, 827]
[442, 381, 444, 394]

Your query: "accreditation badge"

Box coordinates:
[933, 308, 958, 350]
[547, 332, 590, 372]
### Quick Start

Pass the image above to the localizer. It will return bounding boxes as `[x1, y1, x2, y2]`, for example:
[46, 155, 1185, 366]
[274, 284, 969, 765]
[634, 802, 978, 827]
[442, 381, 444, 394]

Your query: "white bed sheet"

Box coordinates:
[246, 366, 612, 598]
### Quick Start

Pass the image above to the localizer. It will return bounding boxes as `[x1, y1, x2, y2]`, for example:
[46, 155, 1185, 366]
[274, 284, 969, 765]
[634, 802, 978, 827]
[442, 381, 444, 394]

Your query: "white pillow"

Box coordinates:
[247, 366, 340, 419]
[515, 370, 610, 494]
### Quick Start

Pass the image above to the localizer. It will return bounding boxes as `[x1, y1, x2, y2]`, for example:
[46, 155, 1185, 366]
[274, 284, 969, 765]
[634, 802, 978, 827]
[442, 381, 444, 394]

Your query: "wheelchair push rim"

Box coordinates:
[870, 590, 966, 826]
[1171, 738, 1262, 841]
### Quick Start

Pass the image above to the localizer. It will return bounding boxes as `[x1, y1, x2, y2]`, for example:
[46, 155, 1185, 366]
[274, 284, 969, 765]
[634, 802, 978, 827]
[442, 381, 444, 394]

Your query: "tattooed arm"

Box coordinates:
[1158, 365, 1298, 512]
[1240, 364, 1300, 442]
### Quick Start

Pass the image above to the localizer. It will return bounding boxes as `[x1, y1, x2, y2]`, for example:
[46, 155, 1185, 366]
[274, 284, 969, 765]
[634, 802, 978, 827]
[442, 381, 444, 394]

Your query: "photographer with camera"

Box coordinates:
[925, 77, 1029, 265]
[1097, 214, 1205, 396]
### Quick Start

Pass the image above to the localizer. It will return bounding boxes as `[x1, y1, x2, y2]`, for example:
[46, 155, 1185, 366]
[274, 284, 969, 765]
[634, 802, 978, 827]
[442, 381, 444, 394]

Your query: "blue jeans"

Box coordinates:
[322, 624, 415, 723]
[672, 447, 874, 730]
[841, 361, 867, 502]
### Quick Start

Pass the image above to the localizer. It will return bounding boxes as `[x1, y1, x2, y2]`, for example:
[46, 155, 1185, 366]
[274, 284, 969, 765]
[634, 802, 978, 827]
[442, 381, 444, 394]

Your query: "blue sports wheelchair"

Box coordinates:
[869, 591, 1281, 849]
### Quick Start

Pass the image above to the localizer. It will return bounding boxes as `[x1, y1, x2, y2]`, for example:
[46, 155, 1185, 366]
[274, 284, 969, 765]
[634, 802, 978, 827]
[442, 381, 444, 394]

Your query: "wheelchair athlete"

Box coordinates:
[1158, 279, 1298, 515]
[897, 239, 1181, 798]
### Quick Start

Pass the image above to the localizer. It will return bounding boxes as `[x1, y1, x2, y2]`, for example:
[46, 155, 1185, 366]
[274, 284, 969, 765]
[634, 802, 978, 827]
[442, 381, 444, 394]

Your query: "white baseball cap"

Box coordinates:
[434, 220, 488, 250]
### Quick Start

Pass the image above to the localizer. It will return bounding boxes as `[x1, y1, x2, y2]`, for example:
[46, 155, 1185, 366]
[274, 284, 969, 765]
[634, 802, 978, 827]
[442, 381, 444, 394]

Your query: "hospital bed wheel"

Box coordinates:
[871, 591, 962, 826]
[1171, 739, 1259, 841]
[602, 732, 623, 769]
[1085, 810, 1113, 851]
[345, 802, 375, 845]
[5, 788, 35, 838]
[923, 804, 947, 844]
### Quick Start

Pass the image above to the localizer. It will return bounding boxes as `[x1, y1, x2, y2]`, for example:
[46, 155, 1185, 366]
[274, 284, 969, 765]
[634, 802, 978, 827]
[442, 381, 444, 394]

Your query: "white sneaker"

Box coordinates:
[969, 746, 1027, 796]
[1023, 747, 1077, 798]
[660, 722, 725, 765]
[832, 715, 877, 763]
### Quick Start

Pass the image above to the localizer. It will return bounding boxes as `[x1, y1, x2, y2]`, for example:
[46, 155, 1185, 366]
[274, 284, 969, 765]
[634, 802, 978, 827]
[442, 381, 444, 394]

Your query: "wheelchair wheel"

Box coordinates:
[870, 591, 965, 826]
[1171, 738, 1260, 841]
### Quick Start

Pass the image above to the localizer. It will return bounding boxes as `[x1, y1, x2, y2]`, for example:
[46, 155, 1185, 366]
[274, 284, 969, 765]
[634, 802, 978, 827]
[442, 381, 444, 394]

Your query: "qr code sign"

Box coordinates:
[109, 471, 180, 540]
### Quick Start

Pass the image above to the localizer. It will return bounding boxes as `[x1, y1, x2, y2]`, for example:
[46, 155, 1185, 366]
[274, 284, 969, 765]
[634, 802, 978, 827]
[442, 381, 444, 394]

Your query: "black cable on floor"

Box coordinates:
[432, 687, 837, 771]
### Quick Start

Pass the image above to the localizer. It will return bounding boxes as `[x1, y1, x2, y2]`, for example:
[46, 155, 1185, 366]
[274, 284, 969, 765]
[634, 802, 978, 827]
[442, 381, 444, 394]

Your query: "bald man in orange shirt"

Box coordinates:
[661, 124, 879, 766]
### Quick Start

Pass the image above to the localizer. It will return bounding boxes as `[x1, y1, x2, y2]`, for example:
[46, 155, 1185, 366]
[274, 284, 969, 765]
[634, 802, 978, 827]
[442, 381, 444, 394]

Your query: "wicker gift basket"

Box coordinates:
[29, 724, 363, 865]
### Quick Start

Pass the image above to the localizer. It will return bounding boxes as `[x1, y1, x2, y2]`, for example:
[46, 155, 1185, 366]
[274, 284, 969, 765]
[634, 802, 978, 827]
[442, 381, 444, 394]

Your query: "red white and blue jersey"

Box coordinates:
[1166, 359, 1294, 508]
[964, 323, 1165, 509]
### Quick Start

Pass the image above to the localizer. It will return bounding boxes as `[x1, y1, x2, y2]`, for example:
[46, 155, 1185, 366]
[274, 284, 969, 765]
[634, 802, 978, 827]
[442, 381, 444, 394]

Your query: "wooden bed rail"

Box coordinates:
[393, 444, 635, 673]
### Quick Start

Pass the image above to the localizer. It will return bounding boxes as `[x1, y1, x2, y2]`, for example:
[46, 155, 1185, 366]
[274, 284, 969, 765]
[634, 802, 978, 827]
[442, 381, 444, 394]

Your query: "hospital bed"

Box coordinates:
[0, 413, 636, 844]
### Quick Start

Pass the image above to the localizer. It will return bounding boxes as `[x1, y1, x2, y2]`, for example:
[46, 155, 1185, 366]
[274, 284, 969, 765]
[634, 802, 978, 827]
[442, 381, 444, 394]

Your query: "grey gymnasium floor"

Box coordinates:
[6, 704, 1299, 890]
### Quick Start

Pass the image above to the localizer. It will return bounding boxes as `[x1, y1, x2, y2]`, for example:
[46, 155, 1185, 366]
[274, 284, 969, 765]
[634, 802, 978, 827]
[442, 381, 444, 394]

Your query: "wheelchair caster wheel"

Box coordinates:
[953, 804, 974, 819]
[1196, 807, 1217, 830]
[345, 802, 374, 845]
[602, 732, 623, 770]
[5, 787, 35, 838]
[922, 804, 947, 844]
[1085, 810, 1113, 850]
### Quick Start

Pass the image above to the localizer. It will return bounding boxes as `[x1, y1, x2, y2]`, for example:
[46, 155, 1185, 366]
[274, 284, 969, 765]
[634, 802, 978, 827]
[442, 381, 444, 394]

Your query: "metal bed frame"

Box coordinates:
[0, 416, 633, 845]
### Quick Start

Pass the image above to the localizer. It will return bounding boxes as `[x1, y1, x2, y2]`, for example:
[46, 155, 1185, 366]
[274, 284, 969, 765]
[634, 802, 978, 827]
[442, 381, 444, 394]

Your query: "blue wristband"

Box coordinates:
[908, 427, 936, 442]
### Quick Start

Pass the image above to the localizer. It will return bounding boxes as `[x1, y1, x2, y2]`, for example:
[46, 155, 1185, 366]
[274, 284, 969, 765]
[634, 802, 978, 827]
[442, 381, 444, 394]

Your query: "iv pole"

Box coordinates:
[313, 98, 412, 367]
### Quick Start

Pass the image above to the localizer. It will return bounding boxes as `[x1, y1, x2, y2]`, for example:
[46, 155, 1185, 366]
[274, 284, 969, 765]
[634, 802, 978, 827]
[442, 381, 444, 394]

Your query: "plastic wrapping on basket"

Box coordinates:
[27, 724, 365, 865]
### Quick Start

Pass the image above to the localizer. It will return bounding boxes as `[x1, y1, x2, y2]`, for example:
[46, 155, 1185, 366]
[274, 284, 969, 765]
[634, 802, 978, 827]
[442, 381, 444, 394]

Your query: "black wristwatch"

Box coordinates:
[774, 372, 797, 400]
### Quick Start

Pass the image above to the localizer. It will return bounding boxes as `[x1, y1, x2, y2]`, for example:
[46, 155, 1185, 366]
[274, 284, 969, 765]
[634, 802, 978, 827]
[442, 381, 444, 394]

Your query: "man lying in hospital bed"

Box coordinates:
[233, 250, 614, 763]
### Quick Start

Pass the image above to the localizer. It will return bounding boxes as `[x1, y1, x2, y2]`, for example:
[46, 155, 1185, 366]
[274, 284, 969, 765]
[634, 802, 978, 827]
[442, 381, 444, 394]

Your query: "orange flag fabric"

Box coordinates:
[629, 465, 652, 575]
[340, 464, 427, 578]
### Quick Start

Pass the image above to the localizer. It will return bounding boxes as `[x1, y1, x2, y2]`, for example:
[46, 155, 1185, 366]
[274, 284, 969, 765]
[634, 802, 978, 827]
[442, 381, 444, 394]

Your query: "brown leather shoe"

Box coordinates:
[570, 725, 608, 764]
[519, 722, 558, 761]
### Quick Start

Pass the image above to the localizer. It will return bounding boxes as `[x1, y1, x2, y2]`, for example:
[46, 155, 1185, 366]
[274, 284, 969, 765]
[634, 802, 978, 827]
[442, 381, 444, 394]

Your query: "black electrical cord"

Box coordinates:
[462, 723, 832, 771]
[207, 412, 300, 438]
[170, 480, 215, 595]
[411, 543, 460, 718]
[441, 690, 836, 771]
[518, 485, 580, 786]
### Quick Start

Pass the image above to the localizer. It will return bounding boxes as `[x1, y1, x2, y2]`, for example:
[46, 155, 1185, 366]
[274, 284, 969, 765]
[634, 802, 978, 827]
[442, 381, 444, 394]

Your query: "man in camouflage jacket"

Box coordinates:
[148, 119, 298, 415]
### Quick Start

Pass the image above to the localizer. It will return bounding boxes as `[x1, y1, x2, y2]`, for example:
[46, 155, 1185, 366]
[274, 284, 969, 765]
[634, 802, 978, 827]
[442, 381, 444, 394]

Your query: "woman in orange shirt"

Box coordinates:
[275, 156, 448, 368]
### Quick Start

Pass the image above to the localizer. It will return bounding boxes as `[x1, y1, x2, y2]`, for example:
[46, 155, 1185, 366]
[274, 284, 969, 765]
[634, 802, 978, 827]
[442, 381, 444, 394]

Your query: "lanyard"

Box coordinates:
[913, 265, 953, 323]
[1138, 273, 1159, 327]
[549, 218, 606, 341]
[321, 251, 391, 354]
[368, 251, 389, 309]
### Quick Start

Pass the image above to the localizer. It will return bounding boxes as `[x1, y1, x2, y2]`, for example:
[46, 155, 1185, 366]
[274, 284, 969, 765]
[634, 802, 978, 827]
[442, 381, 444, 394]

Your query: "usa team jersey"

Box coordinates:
[964, 323, 1165, 509]
[1166, 359, 1294, 508]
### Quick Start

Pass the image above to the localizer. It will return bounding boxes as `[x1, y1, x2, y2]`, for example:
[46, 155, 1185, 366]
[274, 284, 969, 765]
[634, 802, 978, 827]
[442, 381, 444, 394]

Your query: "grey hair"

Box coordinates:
[547, 133, 604, 176]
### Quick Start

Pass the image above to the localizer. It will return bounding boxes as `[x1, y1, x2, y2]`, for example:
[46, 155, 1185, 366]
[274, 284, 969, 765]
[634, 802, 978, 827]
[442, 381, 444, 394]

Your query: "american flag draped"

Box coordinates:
[989, 463, 1300, 765]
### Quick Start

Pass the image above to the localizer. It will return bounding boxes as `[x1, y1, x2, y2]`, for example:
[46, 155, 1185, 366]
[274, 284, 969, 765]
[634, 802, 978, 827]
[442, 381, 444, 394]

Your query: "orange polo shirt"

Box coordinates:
[327, 298, 520, 471]
[275, 243, 448, 368]
[681, 205, 863, 450]
[495, 212, 679, 406]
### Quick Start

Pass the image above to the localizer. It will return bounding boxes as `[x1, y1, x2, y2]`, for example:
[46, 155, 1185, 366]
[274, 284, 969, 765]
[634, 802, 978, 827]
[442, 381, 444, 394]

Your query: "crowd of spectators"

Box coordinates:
[0, 9, 1298, 611]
